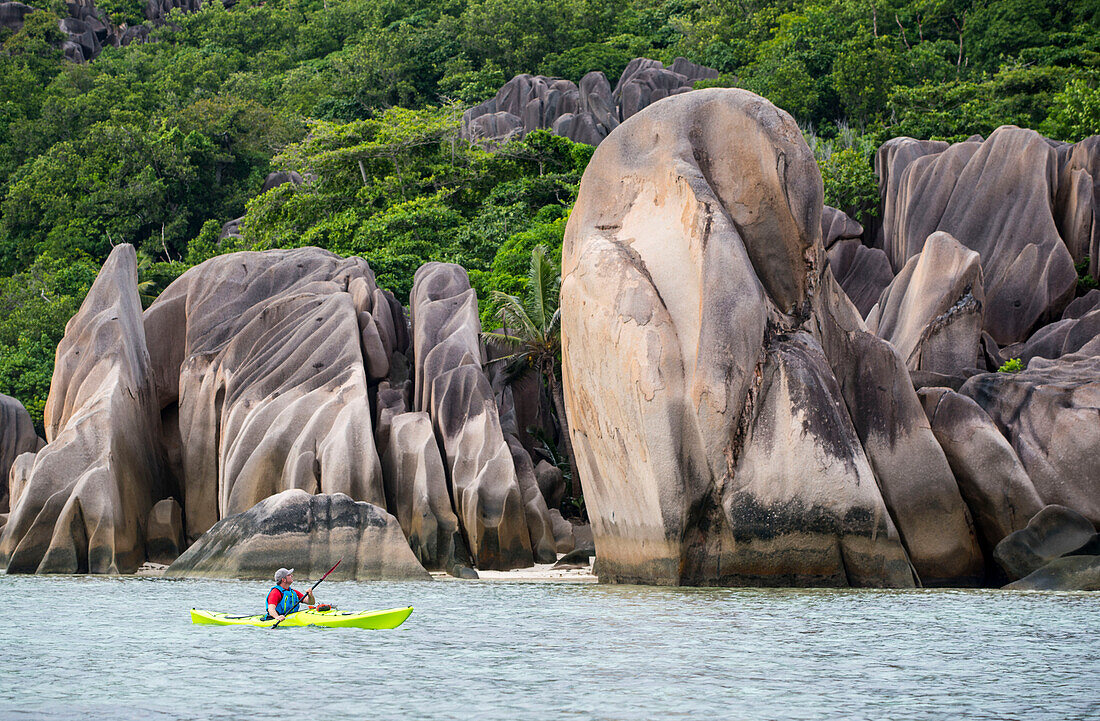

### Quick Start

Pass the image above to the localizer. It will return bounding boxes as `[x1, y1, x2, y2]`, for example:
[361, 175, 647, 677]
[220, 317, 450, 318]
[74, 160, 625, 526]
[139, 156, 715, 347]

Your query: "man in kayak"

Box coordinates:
[266, 568, 317, 621]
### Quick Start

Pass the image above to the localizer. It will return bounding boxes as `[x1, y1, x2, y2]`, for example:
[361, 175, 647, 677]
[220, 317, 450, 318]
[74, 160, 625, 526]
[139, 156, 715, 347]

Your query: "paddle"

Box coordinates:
[271, 559, 341, 629]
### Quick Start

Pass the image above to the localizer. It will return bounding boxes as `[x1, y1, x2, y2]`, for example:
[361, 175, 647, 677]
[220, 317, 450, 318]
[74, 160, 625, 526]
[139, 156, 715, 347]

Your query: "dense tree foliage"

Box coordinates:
[0, 0, 1097, 432]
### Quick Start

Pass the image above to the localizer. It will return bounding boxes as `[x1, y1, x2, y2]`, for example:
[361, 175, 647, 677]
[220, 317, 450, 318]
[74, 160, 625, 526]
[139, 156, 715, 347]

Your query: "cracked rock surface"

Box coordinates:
[560, 88, 981, 587]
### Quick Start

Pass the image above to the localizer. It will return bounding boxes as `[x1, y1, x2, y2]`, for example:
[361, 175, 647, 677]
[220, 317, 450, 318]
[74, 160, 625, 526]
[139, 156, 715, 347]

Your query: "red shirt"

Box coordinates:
[268, 587, 305, 608]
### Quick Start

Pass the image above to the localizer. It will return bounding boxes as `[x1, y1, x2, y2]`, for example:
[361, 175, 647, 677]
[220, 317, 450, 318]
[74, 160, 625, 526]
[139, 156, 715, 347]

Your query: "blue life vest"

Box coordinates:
[269, 585, 301, 616]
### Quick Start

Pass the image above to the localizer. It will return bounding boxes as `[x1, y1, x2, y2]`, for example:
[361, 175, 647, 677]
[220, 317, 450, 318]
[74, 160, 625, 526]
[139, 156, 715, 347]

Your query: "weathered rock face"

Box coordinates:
[866, 232, 985, 375]
[869, 137, 948, 250]
[164, 490, 430, 580]
[143, 248, 392, 544]
[713, 332, 914, 586]
[505, 434, 558, 564]
[960, 357, 1100, 525]
[0, 245, 165, 573]
[462, 57, 717, 147]
[260, 170, 303, 194]
[411, 263, 542, 569]
[553, 70, 620, 146]
[6, 452, 35, 514]
[9, 0, 180, 65]
[378, 409, 468, 573]
[0, 394, 43, 513]
[146, 498, 185, 565]
[462, 74, 579, 144]
[821, 206, 863, 249]
[613, 58, 698, 122]
[1001, 308, 1100, 365]
[547, 508, 575, 554]
[917, 388, 1043, 554]
[827, 239, 894, 318]
[815, 301, 984, 586]
[1054, 136, 1100, 280]
[993, 505, 1097, 581]
[534, 460, 565, 510]
[6, 239, 569, 577]
[879, 127, 1077, 345]
[560, 88, 975, 587]
[1062, 290, 1100, 320]
[0, 2, 33, 33]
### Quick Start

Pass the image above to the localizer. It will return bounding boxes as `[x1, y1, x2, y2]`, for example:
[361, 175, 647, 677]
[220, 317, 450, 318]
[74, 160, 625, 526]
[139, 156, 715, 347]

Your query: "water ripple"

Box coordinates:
[1, 577, 1097, 720]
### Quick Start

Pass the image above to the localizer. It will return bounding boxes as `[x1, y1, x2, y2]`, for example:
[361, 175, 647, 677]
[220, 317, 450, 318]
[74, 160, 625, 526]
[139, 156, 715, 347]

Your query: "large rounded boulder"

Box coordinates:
[561, 89, 982, 587]
[165, 490, 430, 580]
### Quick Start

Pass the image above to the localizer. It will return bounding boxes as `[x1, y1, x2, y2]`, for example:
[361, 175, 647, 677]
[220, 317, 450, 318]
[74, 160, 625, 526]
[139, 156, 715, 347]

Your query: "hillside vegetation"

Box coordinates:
[1, 0, 1098, 428]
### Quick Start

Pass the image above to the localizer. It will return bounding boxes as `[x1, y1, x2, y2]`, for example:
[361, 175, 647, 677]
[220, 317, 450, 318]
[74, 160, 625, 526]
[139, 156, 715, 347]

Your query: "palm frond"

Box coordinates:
[501, 352, 535, 383]
[481, 331, 526, 351]
[524, 245, 559, 332]
[490, 290, 540, 342]
[547, 307, 561, 340]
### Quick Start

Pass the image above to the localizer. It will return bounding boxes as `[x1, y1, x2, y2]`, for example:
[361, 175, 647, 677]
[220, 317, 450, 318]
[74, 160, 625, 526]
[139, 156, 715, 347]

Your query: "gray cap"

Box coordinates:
[274, 567, 294, 583]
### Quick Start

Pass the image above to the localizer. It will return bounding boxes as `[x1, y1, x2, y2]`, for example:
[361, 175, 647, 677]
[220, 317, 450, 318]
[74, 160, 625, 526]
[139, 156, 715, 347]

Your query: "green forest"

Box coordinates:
[1, 0, 1098, 430]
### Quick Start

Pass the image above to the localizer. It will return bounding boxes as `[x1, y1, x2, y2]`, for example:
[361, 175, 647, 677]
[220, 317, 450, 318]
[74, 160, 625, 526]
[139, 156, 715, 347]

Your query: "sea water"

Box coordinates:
[2, 576, 1097, 720]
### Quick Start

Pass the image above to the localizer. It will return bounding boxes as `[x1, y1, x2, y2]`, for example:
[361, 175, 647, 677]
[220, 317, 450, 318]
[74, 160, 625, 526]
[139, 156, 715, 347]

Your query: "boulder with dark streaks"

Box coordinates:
[866, 232, 985, 375]
[1062, 290, 1100, 320]
[561, 89, 940, 587]
[379, 411, 469, 573]
[960, 357, 1100, 525]
[463, 58, 716, 146]
[146, 498, 185, 565]
[869, 137, 949, 249]
[821, 206, 863, 249]
[0, 2, 32, 32]
[816, 289, 984, 586]
[142, 248, 386, 544]
[1054, 136, 1099, 280]
[1001, 308, 1100, 364]
[5, 452, 35, 520]
[165, 490, 430, 580]
[0, 245, 165, 574]
[994, 505, 1097, 581]
[1005, 555, 1100, 591]
[917, 387, 1043, 554]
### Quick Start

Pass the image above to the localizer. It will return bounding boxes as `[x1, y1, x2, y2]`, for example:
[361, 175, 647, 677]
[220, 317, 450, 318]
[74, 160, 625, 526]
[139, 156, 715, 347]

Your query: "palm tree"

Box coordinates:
[136, 250, 159, 308]
[482, 245, 581, 500]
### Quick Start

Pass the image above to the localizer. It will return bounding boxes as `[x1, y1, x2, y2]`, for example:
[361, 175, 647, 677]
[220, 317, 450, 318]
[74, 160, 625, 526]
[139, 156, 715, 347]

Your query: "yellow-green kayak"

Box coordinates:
[191, 606, 412, 629]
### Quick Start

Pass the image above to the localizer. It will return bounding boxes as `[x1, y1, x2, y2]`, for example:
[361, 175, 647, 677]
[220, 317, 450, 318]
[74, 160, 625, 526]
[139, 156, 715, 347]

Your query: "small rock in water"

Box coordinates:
[1005, 556, 1100, 591]
[553, 548, 595, 569]
[994, 505, 1097, 580]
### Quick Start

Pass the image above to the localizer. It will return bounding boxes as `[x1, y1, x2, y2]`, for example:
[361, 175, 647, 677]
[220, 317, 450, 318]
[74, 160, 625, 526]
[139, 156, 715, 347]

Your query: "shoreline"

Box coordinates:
[132, 560, 598, 582]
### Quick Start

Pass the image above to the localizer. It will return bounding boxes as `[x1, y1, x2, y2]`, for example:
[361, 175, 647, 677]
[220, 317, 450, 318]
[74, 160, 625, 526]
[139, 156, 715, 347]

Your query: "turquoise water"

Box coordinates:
[2, 576, 1098, 720]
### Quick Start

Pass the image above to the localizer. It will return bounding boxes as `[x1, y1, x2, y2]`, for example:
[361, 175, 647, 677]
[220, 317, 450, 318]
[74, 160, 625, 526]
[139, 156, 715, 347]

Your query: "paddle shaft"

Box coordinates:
[270, 559, 341, 628]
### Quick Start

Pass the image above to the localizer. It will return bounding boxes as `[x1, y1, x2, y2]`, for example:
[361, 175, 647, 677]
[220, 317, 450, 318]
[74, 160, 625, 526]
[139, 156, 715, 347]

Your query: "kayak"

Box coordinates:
[191, 606, 413, 629]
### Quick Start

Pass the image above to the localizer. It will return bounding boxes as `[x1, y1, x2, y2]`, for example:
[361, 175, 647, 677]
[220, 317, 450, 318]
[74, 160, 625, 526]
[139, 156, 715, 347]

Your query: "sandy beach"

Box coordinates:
[432, 559, 597, 582]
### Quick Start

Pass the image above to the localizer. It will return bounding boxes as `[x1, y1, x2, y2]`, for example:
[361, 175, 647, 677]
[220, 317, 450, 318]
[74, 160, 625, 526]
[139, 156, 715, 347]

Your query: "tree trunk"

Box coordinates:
[546, 367, 582, 501]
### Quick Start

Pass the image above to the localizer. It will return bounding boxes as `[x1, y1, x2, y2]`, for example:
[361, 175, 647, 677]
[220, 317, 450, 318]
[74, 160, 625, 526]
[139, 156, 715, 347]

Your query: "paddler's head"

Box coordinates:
[274, 567, 294, 588]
